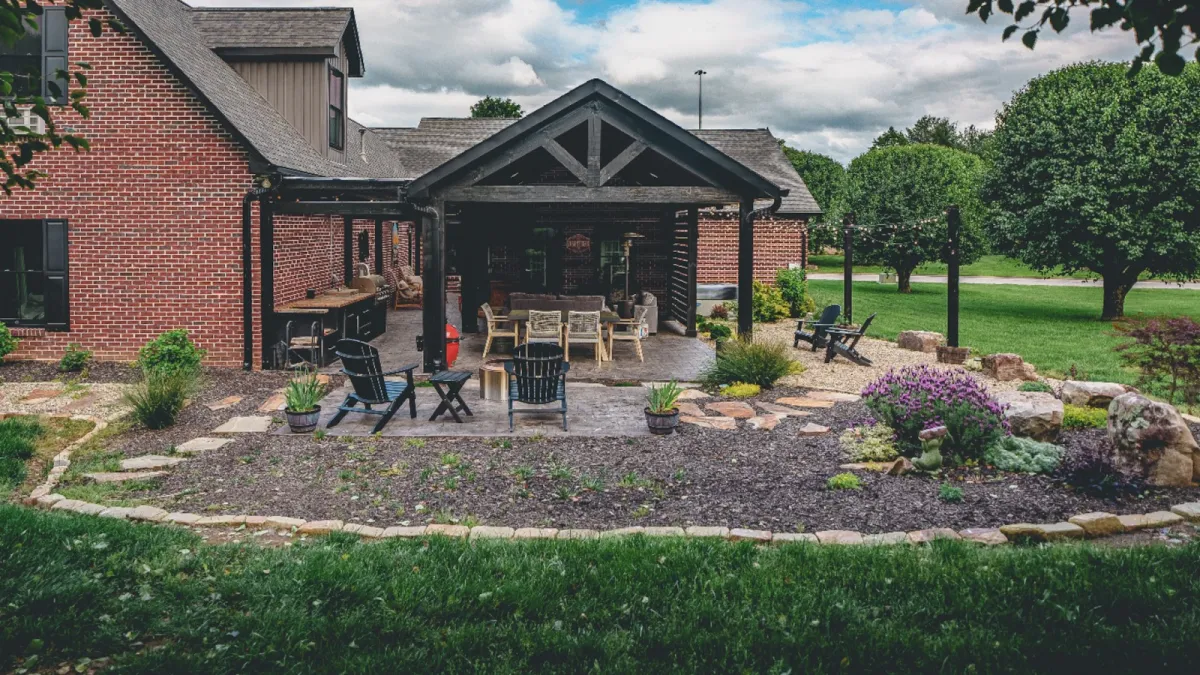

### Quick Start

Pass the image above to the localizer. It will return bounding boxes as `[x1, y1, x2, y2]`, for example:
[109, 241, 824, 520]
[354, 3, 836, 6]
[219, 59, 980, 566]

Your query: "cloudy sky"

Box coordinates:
[189, 0, 1133, 162]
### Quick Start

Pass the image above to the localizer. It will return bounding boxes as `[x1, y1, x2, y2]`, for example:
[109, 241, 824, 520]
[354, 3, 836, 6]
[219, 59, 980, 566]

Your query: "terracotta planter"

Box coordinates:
[285, 406, 321, 434]
[936, 346, 970, 365]
[644, 407, 680, 435]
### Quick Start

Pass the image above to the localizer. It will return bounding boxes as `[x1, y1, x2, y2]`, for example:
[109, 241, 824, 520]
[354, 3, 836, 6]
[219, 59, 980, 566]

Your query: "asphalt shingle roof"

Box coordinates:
[694, 129, 821, 215]
[191, 7, 363, 76]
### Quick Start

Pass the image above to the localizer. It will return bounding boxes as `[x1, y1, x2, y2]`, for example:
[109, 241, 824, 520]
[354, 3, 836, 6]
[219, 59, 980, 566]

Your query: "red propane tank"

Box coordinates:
[446, 323, 460, 368]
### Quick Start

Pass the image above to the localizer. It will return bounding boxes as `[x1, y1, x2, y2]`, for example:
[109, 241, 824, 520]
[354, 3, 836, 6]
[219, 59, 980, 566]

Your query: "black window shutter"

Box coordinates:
[42, 8, 68, 105]
[43, 219, 69, 331]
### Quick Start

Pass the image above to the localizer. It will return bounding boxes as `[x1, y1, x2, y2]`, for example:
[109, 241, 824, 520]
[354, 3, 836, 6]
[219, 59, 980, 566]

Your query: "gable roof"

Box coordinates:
[106, 0, 395, 178]
[192, 7, 364, 77]
[694, 130, 821, 215]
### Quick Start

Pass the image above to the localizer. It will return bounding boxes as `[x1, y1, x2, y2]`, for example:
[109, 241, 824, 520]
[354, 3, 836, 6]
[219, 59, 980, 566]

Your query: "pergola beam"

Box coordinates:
[274, 201, 407, 216]
[440, 185, 741, 204]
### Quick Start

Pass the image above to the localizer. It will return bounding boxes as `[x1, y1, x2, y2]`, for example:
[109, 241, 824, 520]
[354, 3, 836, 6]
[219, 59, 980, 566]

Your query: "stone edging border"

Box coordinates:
[17, 412, 1200, 546]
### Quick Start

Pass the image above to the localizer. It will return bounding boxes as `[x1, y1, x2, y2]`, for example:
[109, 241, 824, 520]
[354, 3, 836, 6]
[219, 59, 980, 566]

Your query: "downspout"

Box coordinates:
[242, 185, 272, 371]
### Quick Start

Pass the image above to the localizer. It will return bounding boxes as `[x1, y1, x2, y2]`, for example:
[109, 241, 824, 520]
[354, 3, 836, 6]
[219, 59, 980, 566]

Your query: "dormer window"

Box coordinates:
[328, 66, 345, 150]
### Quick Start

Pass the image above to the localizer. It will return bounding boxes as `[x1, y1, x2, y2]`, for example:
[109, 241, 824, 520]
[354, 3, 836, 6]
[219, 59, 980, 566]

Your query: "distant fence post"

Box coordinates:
[946, 205, 961, 348]
[842, 213, 855, 324]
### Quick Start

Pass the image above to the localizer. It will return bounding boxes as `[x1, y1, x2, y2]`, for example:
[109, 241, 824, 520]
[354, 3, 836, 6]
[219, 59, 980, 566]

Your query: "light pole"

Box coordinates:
[694, 69, 707, 129]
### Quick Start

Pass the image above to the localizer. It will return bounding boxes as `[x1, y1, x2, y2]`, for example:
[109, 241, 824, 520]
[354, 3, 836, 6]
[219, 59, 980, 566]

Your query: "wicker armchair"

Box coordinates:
[525, 309, 563, 347]
[607, 305, 648, 362]
[564, 310, 605, 364]
[480, 303, 518, 359]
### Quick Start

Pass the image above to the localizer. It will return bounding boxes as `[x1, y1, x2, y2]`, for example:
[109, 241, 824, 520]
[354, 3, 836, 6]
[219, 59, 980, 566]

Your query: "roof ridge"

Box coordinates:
[189, 6, 351, 12]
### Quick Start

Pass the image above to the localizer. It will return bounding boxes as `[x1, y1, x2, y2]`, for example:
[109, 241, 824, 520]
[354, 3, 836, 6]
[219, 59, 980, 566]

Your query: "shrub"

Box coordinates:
[984, 436, 1064, 474]
[775, 268, 816, 318]
[751, 281, 790, 323]
[723, 382, 761, 399]
[709, 304, 729, 320]
[284, 371, 326, 413]
[827, 472, 862, 490]
[646, 380, 683, 413]
[838, 423, 899, 462]
[862, 365, 1008, 459]
[137, 329, 205, 377]
[0, 417, 43, 486]
[700, 339, 802, 389]
[708, 324, 732, 341]
[1063, 404, 1107, 430]
[124, 369, 197, 430]
[58, 343, 92, 373]
[1017, 381, 1053, 394]
[1114, 316, 1200, 406]
[1057, 443, 1140, 497]
[0, 322, 18, 360]
[938, 483, 964, 503]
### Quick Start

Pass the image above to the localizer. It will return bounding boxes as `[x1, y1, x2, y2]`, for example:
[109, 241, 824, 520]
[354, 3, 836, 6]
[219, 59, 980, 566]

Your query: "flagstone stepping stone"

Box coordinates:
[213, 416, 272, 434]
[175, 437, 232, 454]
[705, 401, 755, 419]
[677, 402, 706, 417]
[258, 393, 286, 413]
[84, 470, 169, 484]
[746, 414, 781, 431]
[62, 394, 99, 412]
[756, 402, 811, 418]
[21, 389, 63, 404]
[775, 397, 836, 409]
[680, 415, 737, 430]
[206, 396, 243, 411]
[677, 389, 710, 400]
[798, 423, 831, 436]
[120, 455, 185, 471]
[806, 390, 861, 403]
[1171, 503, 1200, 521]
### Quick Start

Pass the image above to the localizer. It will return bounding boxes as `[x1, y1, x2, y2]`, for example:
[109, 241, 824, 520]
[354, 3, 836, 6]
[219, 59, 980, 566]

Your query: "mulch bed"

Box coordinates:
[118, 386, 1200, 534]
[0, 360, 142, 384]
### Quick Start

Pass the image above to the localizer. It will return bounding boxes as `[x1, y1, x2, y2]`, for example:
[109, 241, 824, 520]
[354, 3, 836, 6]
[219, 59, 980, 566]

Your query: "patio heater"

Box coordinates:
[618, 231, 646, 318]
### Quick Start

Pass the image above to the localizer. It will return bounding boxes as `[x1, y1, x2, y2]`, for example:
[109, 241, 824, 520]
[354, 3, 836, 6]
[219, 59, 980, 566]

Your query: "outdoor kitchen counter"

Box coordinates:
[276, 290, 374, 313]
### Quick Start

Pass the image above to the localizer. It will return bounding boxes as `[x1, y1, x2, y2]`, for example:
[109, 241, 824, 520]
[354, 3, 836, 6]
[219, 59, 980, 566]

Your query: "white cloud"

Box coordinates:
[188, 0, 1138, 161]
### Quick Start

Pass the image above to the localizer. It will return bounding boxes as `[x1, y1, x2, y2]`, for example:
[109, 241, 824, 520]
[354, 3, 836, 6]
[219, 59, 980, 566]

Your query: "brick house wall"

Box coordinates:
[1, 8, 398, 368]
[697, 213, 809, 284]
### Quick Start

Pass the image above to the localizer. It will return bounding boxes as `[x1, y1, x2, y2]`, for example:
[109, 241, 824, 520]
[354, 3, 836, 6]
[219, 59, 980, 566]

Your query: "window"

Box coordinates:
[328, 67, 345, 150]
[0, 219, 69, 329]
[0, 7, 68, 105]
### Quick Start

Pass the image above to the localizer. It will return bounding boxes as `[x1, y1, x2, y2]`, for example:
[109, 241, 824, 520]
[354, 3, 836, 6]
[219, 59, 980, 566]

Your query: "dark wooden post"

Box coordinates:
[421, 200, 447, 372]
[374, 218, 384, 276]
[946, 205, 961, 348]
[842, 213, 854, 324]
[343, 216, 354, 286]
[414, 222, 422, 275]
[737, 200, 754, 339]
[259, 197, 275, 368]
[686, 206, 699, 337]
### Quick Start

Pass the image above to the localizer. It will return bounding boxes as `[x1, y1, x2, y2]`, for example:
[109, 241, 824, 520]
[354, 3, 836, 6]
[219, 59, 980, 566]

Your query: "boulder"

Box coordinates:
[994, 391, 1064, 442]
[981, 353, 1037, 381]
[1062, 380, 1135, 408]
[1107, 392, 1199, 487]
[896, 330, 944, 353]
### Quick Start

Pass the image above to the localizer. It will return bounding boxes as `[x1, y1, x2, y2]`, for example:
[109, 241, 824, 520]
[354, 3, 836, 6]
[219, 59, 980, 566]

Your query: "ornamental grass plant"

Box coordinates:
[701, 339, 802, 389]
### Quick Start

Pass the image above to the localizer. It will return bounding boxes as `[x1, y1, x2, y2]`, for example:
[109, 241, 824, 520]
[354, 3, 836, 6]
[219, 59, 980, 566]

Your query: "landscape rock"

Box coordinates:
[297, 520, 344, 535]
[346, 524, 385, 538]
[601, 526, 645, 538]
[264, 516, 306, 530]
[839, 462, 893, 472]
[772, 532, 819, 544]
[196, 515, 246, 527]
[907, 528, 960, 544]
[1142, 511, 1185, 528]
[119, 455, 185, 471]
[84, 470, 168, 484]
[381, 526, 428, 538]
[128, 505, 168, 522]
[469, 526, 515, 540]
[213, 416, 273, 434]
[995, 391, 1064, 442]
[1067, 512, 1124, 537]
[677, 389, 710, 400]
[728, 528, 772, 542]
[705, 401, 756, 419]
[205, 396, 242, 411]
[642, 527, 686, 537]
[680, 415, 737, 430]
[896, 330, 944, 353]
[98, 507, 134, 520]
[958, 528, 1009, 546]
[982, 353, 1038, 382]
[1170, 503, 1200, 522]
[798, 423, 830, 436]
[676, 402, 706, 417]
[746, 414, 781, 431]
[864, 532, 909, 546]
[165, 512, 202, 525]
[686, 526, 730, 538]
[806, 390, 861, 403]
[999, 522, 1084, 541]
[1182, 412, 1200, 425]
[513, 528, 559, 539]
[1062, 380, 1135, 408]
[175, 437, 232, 454]
[1107, 392, 1199, 487]
[557, 529, 600, 539]
[887, 457, 915, 476]
[258, 393, 286, 413]
[776, 397, 836, 409]
[756, 402, 811, 418]
[815, 530, 864, 545]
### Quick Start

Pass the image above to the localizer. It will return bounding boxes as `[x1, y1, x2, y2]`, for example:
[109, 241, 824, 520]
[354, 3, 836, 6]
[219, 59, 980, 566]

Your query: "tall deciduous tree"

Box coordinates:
[984, 62, 1200, 319]
[967, 1, 1199, 75]
[781, 146, 845, 253]
[469, 96, 523, 119]
[1, 1, 113, 194]
[843, 144, 988, 293]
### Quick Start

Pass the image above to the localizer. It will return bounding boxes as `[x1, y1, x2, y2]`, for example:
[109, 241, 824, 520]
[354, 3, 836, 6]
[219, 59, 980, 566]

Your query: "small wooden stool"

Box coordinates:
[429, 370, 474, 423]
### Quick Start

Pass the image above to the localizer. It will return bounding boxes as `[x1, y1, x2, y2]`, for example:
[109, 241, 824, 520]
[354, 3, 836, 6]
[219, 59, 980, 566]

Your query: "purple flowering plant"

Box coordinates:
[861, 365, 1009, 459]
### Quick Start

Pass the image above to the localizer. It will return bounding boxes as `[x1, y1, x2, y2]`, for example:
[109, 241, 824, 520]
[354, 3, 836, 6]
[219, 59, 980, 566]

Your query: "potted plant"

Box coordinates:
[645, 380, 683, 435]
[284, 370, 326, 433]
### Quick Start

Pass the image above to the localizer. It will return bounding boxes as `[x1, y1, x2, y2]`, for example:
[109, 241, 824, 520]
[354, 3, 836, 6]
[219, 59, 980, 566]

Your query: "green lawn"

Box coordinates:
[3, 506, 1200, 673]
[806, 280, 1199, 385]
[808, 254, 1098, 279]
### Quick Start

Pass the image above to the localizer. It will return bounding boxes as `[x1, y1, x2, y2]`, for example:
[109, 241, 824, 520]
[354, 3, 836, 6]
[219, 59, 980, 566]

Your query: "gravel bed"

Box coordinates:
[123, 386, 1200, 533]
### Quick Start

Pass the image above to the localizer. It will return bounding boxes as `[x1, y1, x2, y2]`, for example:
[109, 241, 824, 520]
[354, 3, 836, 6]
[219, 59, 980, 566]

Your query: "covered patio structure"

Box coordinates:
[406, 80, 790, 372]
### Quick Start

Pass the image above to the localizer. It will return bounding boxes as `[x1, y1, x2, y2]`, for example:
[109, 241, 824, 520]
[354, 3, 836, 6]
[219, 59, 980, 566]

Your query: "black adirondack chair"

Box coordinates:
[326, 339, 419, 434]
[503, 343, 570, 431]
[794, 304, 842, 350]
[824, 313, 877, 366]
